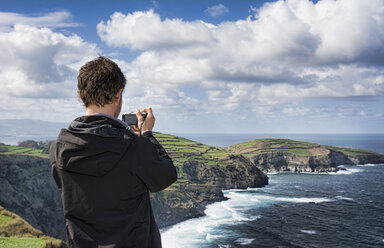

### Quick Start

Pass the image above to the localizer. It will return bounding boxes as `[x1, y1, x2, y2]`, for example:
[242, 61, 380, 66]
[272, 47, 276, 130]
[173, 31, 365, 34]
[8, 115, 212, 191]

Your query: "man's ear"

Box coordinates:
[114, 88, 123, 102]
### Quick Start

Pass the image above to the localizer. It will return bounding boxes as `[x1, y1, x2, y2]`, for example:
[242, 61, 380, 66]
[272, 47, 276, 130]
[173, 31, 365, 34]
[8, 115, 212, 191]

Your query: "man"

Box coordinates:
[50, 56, 177, 247]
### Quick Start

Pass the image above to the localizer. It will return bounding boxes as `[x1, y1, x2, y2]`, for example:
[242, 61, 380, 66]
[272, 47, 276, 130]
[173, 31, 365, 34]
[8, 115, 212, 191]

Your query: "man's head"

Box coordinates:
[78, 56, 126, 109]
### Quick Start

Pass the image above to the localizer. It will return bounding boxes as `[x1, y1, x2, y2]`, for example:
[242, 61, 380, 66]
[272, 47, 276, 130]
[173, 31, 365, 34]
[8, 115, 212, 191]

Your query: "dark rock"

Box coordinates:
[249, 149, 384, 173]
[0, 155, 65, 239]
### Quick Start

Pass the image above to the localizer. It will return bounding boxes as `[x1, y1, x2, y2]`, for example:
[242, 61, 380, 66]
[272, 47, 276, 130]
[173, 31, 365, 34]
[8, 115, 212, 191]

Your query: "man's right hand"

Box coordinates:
[136, 108, 155, 135]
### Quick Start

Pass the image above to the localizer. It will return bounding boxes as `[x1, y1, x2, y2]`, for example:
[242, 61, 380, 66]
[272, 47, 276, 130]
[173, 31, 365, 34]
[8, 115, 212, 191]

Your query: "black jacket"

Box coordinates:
[49, 115, 177, 248]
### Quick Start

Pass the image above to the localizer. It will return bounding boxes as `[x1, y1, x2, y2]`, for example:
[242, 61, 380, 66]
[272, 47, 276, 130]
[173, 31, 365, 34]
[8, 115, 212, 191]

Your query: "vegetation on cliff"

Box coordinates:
[0, 133, 268, 237]
[228, 138, 384, 172]
[1, 135, 382, 244]
[0, 205, 66, 248]
[0, 144, 48, 158]
[151, 133, 268, 227]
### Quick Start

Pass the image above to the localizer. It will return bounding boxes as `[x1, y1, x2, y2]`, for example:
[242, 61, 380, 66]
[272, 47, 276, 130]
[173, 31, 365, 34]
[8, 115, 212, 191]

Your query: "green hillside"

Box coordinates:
[0, 206, 66, 248]
[153, 132, 232, 185]
[0, 144, 48, 159]
[227, 138, 381, 157]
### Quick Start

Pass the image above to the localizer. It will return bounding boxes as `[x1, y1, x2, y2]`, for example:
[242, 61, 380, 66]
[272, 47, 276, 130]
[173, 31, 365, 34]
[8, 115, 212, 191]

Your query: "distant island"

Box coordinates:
[0, 133, 383, 246]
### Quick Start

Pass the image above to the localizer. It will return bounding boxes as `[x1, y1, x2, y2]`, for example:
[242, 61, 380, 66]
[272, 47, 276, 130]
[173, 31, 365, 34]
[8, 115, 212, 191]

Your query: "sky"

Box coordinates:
[0, 0, 383, 134]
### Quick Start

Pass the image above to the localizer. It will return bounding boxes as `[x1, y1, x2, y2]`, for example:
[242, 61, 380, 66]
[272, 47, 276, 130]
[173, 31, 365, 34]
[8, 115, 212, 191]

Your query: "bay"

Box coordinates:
[162, 133, 384, 247]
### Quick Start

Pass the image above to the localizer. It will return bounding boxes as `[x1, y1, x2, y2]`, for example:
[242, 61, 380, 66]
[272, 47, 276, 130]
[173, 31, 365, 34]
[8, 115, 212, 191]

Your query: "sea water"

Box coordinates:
[161, 134, 384, 247]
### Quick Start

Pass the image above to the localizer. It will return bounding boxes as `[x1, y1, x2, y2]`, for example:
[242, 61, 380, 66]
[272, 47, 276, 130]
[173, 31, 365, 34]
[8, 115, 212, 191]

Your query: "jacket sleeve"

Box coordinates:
[49, 141, 62, 191]
[137, 131, 178, 192]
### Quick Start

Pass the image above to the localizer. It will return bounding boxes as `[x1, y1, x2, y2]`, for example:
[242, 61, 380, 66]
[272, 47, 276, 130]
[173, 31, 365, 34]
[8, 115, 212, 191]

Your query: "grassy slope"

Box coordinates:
[0, 145, 48, 159]
[153, 132, 231, 186]
[0, 206, 65, 248]
[227, 138, 381, 157]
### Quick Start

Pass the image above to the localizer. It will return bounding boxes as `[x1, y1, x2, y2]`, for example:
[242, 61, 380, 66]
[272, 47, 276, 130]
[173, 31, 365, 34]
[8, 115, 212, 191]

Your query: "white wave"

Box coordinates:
[325, 167, 364, 175]
[161, 216, 209, 248]
[246, 187, 265, 191]
[206, 233, 222, 241]
[225, 188, 248, 193]
[335, 196, 354, 201]
[276, 197, 333, 203]
[267, 171, 279, 175]
[357, 163, 376, 167]
[162, 180, 344, 247]
[235, 238, 255, 245]
[301, 230, 317, 235]
[267, 167, 365, 175]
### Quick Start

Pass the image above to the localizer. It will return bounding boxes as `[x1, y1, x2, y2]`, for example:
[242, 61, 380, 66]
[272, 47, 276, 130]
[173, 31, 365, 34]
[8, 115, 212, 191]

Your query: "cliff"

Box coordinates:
[150, 133, 268, 227]
[0, 154, 66, 240]
[228, 139, 384, 173]
[0, 134, 268, 238]
[1, 136, 383, 243]
[0, 205, 66, 247]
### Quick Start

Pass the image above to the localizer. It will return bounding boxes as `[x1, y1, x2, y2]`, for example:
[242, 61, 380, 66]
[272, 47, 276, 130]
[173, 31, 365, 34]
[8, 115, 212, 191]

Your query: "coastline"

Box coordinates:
[1, 134, 383, 244]
[160, 163, 384, 247]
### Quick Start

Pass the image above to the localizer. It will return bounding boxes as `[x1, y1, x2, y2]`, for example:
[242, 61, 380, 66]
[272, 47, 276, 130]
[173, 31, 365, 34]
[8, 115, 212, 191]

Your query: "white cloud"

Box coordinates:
[1, 0, 384, 132]
[205, 4, 229, 18]
[283, 107, 310, 116]
[97, 0, 384, 120]
[0, 11, 82, 32]
[0, 24, 99, 97]
[0, 21, 99, 121]
[97, 10, 213, 50]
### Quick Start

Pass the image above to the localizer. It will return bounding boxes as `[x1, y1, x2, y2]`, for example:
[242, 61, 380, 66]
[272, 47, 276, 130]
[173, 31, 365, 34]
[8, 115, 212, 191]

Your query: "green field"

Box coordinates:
[0, 206, 65, 248]
[0, 145, 48, 158]
[0, 237, 44, 248]
[154, 132, 229, 165]
[228, 138, 319, 157]
[153, 132, 232, 186]
[324, 145, 379, 156]
[227, 138, 381, 158]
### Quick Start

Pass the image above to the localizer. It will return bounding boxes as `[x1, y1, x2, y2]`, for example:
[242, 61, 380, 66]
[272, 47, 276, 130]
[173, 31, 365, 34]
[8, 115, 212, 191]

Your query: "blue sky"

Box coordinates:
[0, 0, 383, 134]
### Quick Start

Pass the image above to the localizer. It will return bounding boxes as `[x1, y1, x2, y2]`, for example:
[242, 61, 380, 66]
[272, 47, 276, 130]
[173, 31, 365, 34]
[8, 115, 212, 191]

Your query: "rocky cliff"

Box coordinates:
[0, 133, 268, 238]
[228, 139, 384, 173]
[151, 133, 268, 228]
[0, 155, 66, 240]
[1, 136, 383, 242]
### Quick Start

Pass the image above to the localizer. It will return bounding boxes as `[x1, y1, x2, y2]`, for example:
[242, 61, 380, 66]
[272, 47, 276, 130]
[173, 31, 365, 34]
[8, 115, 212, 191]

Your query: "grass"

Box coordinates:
[153, 132, 234, 187]
[0, 214, 13, 226]
[0, 237, 44, 248]
[324, 145, 379, 156]
[0, 206, 66, 248]
[229, 138, 318, 157]
[153, 132, 229, 164]
[229, 138, 383, 158]
[0, 145, 48, 158]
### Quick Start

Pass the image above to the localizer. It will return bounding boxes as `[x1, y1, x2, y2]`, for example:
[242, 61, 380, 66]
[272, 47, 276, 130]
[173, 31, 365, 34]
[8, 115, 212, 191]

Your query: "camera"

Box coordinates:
[122, 112, 147, 126]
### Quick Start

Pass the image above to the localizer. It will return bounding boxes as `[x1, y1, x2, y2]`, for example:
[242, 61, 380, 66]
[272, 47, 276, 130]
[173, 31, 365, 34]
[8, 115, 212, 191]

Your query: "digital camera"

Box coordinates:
[122, 112, 147, 126]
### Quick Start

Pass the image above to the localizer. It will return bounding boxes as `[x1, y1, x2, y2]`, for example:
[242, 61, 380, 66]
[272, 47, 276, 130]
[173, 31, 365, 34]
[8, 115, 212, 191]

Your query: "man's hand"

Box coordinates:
[132, 107, 155, 135]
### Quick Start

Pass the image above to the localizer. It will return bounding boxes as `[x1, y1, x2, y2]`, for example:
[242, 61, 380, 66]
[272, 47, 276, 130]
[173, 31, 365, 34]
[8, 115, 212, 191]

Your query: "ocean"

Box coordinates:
[2, 132, 384, 247]
[161, 134, 384, 248]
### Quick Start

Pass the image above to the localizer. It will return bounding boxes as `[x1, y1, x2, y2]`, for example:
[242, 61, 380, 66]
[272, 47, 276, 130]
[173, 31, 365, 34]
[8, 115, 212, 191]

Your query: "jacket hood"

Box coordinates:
[51, 115, 134, 177]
